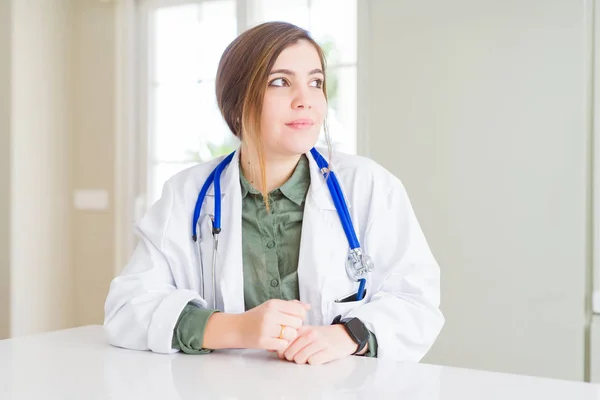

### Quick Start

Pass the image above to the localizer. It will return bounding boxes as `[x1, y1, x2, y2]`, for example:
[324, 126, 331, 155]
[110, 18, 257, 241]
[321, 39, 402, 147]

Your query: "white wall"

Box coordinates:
[0, 0, 119, 336]
[72, 0, 116, 327]
[10, 0, 74, 336]
[366, 0, 591, 380]
[0, 0, 11, 341]
[586, 314, 600, 383]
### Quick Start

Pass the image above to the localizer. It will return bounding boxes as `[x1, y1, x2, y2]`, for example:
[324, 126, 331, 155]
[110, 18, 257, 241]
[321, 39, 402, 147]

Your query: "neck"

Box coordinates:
[240, 147, 302, 193]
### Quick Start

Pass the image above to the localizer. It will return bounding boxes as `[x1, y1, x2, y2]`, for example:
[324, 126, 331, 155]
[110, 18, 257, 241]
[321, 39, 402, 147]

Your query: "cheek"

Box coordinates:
[261, 97, 284, 126]
[260, 98, 286, 144]
[315, 96, 328, 120]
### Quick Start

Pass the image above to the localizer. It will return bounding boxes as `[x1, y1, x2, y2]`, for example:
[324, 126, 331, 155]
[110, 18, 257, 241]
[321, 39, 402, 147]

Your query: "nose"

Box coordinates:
[291, 86, 312, 110]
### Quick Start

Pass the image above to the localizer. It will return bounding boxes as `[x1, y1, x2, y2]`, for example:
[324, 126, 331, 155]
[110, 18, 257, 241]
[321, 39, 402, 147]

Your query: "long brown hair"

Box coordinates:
[215, 21, 332, 209]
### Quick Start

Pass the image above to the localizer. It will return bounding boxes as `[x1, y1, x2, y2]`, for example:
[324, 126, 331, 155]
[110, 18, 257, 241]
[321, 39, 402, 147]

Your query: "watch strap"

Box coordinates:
[331, 315, 369, 355]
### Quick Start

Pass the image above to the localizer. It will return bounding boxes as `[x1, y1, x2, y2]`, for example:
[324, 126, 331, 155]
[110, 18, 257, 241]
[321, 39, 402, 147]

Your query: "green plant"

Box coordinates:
[183, 136, 239, 163]
[319, 36, 340, 111]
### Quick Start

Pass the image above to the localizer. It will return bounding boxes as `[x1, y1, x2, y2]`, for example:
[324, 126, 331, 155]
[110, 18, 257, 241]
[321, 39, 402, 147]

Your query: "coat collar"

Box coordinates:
[205, 147, 348, 211]
[205, 148, 242, 199]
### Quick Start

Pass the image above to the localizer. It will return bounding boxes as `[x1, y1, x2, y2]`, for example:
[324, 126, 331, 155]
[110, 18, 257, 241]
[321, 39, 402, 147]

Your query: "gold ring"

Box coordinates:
[278, 325, 286, 339]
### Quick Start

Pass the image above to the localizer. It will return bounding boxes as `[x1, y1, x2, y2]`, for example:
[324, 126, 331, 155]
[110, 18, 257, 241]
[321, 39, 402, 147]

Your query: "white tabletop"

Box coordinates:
[0, 326, 598, 400]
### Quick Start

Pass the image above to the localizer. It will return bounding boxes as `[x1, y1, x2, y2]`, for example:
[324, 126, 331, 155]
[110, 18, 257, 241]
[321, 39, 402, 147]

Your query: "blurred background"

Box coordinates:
[1, 0, 599, 384]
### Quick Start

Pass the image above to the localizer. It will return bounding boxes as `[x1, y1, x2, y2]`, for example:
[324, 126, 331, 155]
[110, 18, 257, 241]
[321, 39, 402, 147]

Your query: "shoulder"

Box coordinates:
[137, 154, 231, 243]
[143, 153, 229, 222]
[319, 148, 405, 194]
[164, 154, 227, 192]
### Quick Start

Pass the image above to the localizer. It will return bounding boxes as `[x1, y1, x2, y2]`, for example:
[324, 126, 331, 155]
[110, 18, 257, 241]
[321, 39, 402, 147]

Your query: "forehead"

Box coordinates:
[272, 40, 323, 71]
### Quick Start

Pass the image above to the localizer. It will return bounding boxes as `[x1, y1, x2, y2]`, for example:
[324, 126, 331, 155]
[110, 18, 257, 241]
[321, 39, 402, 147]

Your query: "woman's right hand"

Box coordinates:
[236, 299, 311, 351]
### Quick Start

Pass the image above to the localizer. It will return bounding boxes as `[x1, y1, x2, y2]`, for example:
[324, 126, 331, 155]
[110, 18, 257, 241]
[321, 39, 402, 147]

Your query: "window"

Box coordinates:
[138, 0, 358, 208]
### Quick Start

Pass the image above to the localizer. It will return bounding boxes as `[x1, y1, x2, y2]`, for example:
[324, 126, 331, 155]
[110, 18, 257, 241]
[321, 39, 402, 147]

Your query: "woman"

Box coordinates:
[104, 21, 444, 365]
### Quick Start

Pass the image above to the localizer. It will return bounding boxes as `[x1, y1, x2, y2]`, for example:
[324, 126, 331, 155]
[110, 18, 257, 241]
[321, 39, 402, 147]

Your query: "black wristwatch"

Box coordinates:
[331, 315, 370, 355]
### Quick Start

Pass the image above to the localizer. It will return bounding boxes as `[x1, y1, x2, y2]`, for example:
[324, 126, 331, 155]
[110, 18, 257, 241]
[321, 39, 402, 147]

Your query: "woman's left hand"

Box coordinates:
[278, 325, 361, 365]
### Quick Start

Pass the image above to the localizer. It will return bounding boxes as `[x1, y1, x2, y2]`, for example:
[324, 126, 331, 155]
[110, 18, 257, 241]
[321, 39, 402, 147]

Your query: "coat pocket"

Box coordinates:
[326, 294, 368, 325]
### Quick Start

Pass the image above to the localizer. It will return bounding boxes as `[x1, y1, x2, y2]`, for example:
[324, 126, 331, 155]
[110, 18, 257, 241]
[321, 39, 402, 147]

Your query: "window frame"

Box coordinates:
[114, 0, 370, 270]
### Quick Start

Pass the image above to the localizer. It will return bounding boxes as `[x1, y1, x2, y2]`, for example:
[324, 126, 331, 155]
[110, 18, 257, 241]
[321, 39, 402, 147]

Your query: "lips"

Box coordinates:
[285, 119, 315, 129]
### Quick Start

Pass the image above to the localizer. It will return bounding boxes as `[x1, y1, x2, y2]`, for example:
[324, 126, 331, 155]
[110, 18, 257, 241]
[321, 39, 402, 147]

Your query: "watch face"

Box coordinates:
[346, 318, 370, 342]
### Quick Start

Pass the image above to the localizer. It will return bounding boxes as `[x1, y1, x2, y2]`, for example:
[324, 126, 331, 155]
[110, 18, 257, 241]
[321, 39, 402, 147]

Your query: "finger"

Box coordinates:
[275, 301, 309, 318]
[274, 314, 303, 330]
[291, 300, 312, 310]
[296, 325, 311, 336]
[277, 349, 286, 360]
[294, 341, 327, 365]
[271, 324, 299, 343]
[284, 330, 315, 361]
[263, 338, 290, 352]
[277, 329, 303, 359]
[307, 350, 332, 365]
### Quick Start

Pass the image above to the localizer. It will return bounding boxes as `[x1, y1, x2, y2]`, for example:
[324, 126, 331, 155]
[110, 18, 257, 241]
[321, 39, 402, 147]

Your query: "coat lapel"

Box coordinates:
[203, 149, 244, 313]
[297, 150, 353, 325]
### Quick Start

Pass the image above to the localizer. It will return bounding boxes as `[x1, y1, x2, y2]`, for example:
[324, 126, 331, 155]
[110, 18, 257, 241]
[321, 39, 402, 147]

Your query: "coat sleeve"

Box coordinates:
[345, 175, 444, 361]
[103, 180, 207, 353]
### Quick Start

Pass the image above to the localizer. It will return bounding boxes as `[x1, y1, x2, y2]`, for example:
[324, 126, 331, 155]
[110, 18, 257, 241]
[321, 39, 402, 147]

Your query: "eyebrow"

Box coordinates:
[269, 68, 324, 76]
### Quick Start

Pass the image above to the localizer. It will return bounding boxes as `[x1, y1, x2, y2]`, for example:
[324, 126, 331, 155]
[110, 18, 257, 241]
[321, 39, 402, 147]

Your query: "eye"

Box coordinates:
[268, 77, 290, 87]
[309, 78, 324, 89]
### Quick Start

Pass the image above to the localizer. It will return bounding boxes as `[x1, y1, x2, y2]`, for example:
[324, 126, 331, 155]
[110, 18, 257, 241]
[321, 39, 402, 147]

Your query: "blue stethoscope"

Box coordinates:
[192, 148, 374, 309]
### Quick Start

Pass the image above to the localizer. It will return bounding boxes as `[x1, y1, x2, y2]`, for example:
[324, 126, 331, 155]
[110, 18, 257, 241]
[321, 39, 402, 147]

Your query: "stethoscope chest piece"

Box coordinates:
[346, 248, 374, 282]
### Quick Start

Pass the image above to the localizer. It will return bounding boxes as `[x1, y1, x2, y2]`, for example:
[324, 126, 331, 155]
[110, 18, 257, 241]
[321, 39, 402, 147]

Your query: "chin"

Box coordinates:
[281, 140, 318, 157]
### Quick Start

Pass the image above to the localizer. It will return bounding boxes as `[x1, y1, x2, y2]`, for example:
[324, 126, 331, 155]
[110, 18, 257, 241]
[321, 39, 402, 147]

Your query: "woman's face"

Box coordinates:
[260, 39, 328, 159]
